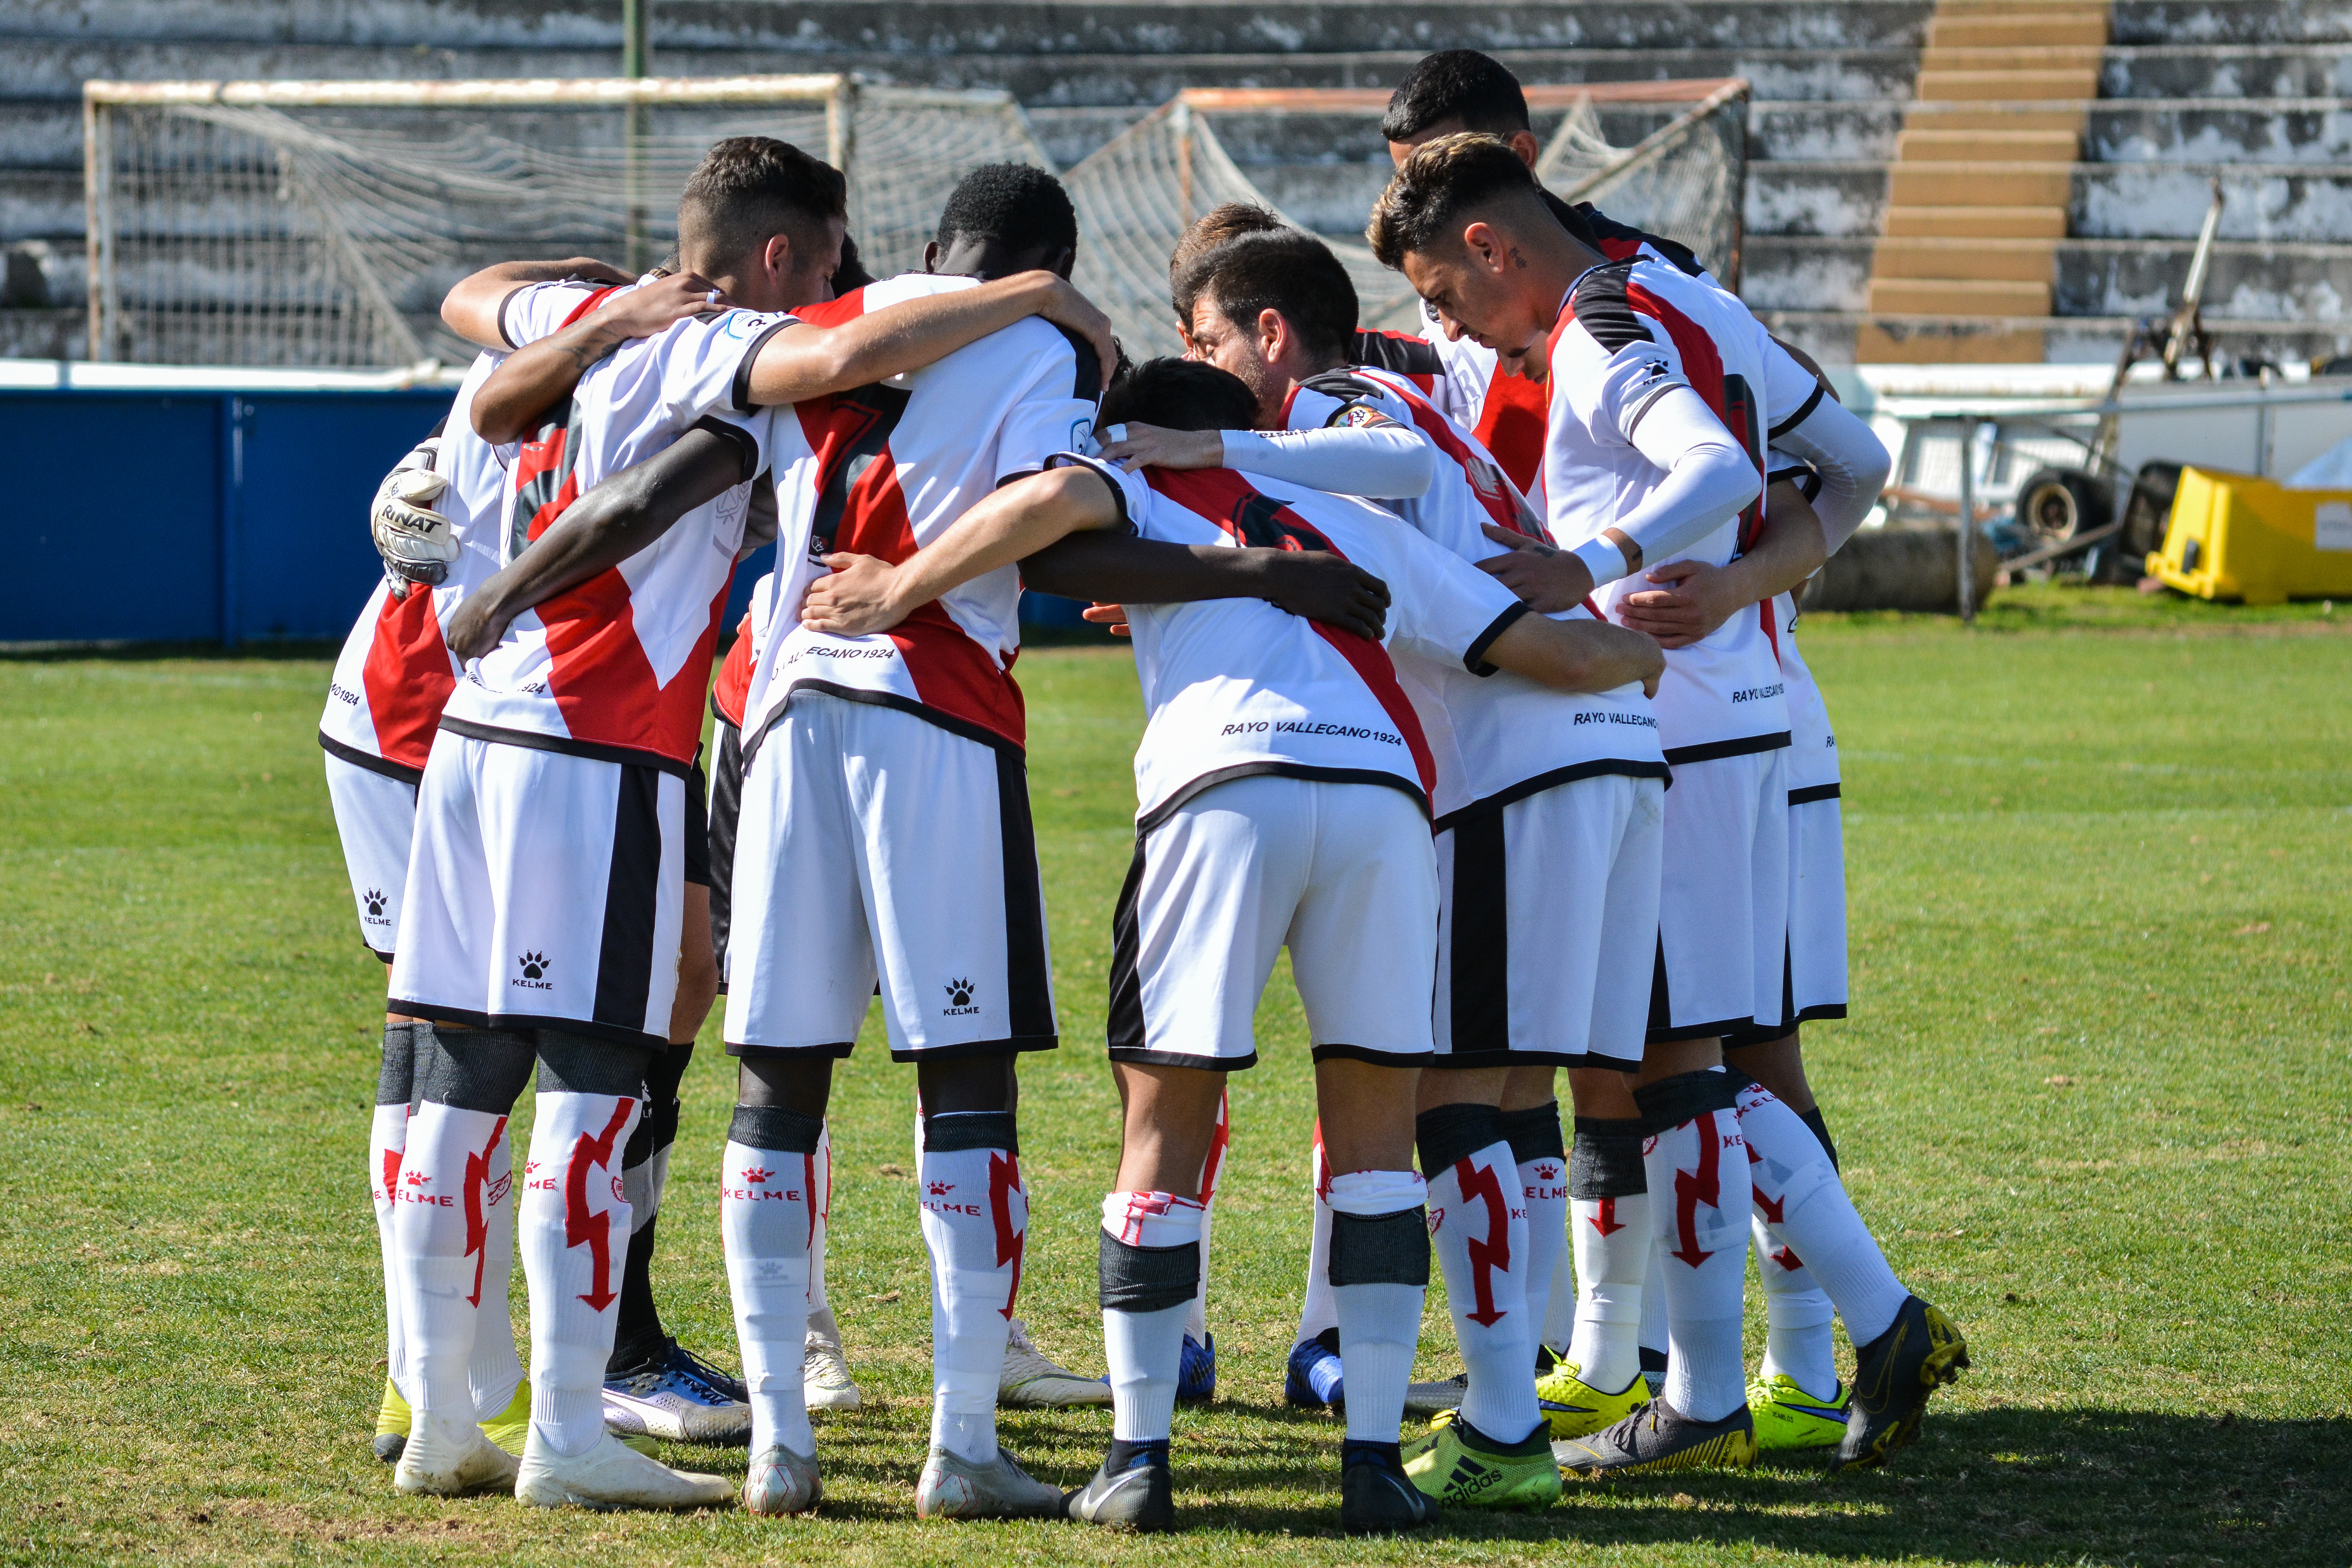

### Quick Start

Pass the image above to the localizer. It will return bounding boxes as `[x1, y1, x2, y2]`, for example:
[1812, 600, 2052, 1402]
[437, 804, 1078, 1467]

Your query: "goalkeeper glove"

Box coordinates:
[371, 437, 458, 598]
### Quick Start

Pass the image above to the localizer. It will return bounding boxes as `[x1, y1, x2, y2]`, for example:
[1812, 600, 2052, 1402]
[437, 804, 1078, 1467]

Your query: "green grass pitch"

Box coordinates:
[2, 588, 2349, 1565]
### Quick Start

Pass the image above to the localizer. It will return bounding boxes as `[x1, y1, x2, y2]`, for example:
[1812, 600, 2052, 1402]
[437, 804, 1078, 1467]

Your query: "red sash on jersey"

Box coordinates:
[1145, 467, 1435, 797]
[711, 613, 755, 728]
[360, 585, 459, 773]
[1473, 362, 1548, 499]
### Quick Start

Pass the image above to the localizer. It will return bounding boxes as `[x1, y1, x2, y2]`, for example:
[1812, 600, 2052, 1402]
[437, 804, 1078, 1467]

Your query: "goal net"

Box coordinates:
[84, 75, 1745, 370]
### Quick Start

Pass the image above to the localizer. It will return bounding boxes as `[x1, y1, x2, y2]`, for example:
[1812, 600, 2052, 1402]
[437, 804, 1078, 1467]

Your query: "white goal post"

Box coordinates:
[84, 74, 1746, 370]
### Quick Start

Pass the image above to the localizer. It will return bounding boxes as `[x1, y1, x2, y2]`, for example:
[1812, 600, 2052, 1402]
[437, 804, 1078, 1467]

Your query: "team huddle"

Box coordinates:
[322, 49, 1967, 1532]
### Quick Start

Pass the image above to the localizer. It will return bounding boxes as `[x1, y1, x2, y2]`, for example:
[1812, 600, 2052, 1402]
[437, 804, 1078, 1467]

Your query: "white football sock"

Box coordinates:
[1327, 1169, 1429, 1445]
[917, 1112, 1025, 1464]
[722, 1106, 821, 1458]
[1638, 1243, 1669, 1367]
[370, 1022, 416, 1403]
[1100, 1189, 1206, 1443]
[1734, 1079, 1906, 1347]
[520, 1089, 641, 1457]
[1567, 1115, 1650, 1394]
[395, 1100, 510, 1420]
[1184, 1090, 1230, 1345]
[1753, 1213, 1838, 1397]
[1503, 1103, 1569, 1363]
[1541, 1240, 1577, 1358]
[468, 1120, 524, 1420]
[807, 1121, 833, 1321]
[1422, 1123, 1539, 1442]
[1297, 1121, 1337, 1342]
[1637, 1074, 1752, 1423]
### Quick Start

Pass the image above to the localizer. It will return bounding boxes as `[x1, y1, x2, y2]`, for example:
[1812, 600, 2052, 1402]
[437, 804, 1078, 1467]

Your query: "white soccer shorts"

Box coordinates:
[323, 751, 418, 960]
[387, 730, 686, 1049]
[1784, 789, 1849, 1025]
[1647, 747, 1791, 1043]
[1107, 773, 1438, 1070]
[722, 693, 1056, 1060]
[1435, 772, 1665, 1072]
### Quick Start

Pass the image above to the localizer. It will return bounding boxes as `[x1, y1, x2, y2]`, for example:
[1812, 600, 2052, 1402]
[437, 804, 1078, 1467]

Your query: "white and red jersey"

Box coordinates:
[738, 273, 1102, 757]
[1350, 326, 1474, 430]
[1054, 454, 1531, 830]
[1283, 367, 1666, 821]
[437, 294, 786, 771]
[319, 281, 606, 778]
[1545, 255, 1789, 760]
[708, 570, 775, 732]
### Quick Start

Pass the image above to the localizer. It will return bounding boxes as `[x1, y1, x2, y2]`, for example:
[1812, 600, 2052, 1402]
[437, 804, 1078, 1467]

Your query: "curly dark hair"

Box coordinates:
[934, 162, 1078, 256]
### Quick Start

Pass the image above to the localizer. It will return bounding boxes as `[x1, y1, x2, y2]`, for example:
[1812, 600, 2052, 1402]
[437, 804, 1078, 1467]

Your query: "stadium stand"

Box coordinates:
[0, 0, 2346, 365]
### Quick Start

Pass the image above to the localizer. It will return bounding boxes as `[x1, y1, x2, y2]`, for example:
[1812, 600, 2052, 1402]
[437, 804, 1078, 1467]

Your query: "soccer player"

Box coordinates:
[328, 260, 742, 1468]
[1107, 223, 1684, 1505]
[385, 138, 1114, 1509]
[1368, 132, 1967, 1476]
[800, 355, 1662, 1532]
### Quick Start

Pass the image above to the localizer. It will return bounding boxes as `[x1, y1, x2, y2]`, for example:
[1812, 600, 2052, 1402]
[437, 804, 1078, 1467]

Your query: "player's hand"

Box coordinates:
[1096, 422, 1223, 473]
[370, 438, 458, 598]
[1475, 522, 1594, 613]
[1032, 275, 1120, 390]
[1080, 602, 1132, 637]
[1253, 548, 1391, 641]
[442, 590, 516, 661]
[800, 552, 911, 635]
[592, 270, 735, 338]
[1615, 559, 1742, 649]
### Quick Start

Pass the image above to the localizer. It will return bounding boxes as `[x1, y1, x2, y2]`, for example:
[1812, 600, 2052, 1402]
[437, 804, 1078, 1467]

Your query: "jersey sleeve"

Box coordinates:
[655, 309, 800, 422]
[1378, 515, 1531, 675]
[1761, 336, 1830, 438]
[991, 326, 1104, 484]
[1047, 450, 1151, 537]
[498, 281, 603, 349]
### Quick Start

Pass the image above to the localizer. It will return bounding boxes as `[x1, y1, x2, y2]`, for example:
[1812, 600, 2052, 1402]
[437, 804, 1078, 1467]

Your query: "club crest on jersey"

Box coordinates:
[943, 977, 979, 1016]
[514, 951, 553, 989]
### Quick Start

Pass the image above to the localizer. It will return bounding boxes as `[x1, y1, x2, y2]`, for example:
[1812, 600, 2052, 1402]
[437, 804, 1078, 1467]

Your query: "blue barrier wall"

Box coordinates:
[10, 386, 1089, 648]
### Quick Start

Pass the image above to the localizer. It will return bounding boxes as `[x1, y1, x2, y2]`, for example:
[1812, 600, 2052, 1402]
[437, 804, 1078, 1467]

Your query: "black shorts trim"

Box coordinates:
[591, 764, 664, 1035]
[726, 1040, 858, 1061]
[707, 718, 745, 972]
[1661, 732, 1792, 767]
[365, 942, 395, 964]
[1432, 758, 1671, 833]
[993, 746, 1057, 1045]
[1788, 782, 1842, 805]
[1643, 930, 1753, 1044]
[742, 681, 1024, 767]
[1107, 837, 1148, 1059]
[1444, 807, 1510, 1060]
[1797, 1002, 1848, 1022]
[319, 731, 423, 786]
[887, 1034, 1058, 1064]
[384, 1001, 667, 1054]
[683, 759, 712, 887]
[1311, 1043, 1435, 1067]
[1137, 763, 1428, 836]
[436, 717, 694, 779]
[1645, 1015, 1755, 1044]
[1428, 1048, 1584, 1070]
[1107, 1048, 1258, 1071]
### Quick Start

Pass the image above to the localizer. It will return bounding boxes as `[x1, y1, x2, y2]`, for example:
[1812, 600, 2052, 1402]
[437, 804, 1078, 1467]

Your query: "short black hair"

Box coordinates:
[830, 231, 876, 293]
[934, 163, 1078, 256]
[1181, 230, 1358, 364]
[1381, 50, 1531, 143]
[1099, 358, 1258, 433]
[1367, 133, 1544, 269]
[678, 137, 846, 268]
[1168, 202, 1286, 318]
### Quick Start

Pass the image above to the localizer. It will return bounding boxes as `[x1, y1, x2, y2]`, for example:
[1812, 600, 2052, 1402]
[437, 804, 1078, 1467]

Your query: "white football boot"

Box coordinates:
[998, 1318, 1113, 1409]
[743, 1443, 823, 1515]
[803, 1329, 862, 1412]
[392, 1412, 520, 1496]
[913, 1445, 1065, 1519]
[514, 1431, 733, 1510]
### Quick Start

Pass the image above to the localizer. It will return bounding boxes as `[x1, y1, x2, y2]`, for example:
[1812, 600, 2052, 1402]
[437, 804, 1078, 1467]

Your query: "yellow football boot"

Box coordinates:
[1533, 1359, 1649, 1441]
[1749, 1372, 1850, 1451]
[1402, 1409, 1561, 1510]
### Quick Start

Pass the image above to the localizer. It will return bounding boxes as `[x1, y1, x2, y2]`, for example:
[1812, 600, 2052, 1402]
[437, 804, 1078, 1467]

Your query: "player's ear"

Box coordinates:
[1463, 221, 1508, 276]
[922, 240, 942, 274]
[1049, 244, 1077, 281]
[762, 231, 792, 283]
[1256, 307, 1285, 359]
[1508, 130, 1542, 171]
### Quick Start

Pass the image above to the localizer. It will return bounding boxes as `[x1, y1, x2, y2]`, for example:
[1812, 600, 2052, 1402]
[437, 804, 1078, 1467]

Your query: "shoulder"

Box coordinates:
[1350, 328, 1443, 377]
[1296, 368, 1404, 429]
[1566, 260, 1656, 353]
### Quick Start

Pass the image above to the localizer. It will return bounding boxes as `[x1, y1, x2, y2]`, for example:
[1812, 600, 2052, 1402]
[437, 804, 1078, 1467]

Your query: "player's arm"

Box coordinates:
[797, 464, 1119, 636]
[1480, 607, 1665, 698]
[443, 425, 754, 658]
[441, 257, 636, 348]
[1615, 477, 1827, 648]
[1096, 420, 1436, 500]
[744, 272, 1117, 407]
[1019, 530, 1390, 641]
[1476, 383, 1762, 612]
[470, 272, 745, 443]
[1768, 391, 1888, 554]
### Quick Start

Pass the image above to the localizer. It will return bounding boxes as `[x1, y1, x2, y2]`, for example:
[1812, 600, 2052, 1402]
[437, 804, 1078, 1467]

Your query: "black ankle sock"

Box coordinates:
[1639, 1345, 1669, 1376]
[1454, 1415, 1551, 1455]
[606, 1214, 665, 1375]
[1107, 1437, 1170, 1474]
[1312, 1324, 1340, 1354]
[1340, 1439, 1402, 1469]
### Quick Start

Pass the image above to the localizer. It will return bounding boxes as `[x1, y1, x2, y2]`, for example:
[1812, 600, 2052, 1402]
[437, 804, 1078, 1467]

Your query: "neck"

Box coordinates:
[935, 241, 1056, 282]
[1520, 227, 1607, 332]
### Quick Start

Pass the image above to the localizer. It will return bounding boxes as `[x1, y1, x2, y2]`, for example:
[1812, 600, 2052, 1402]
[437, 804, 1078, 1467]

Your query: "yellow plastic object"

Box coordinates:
[2147, 466, 2352, 604]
